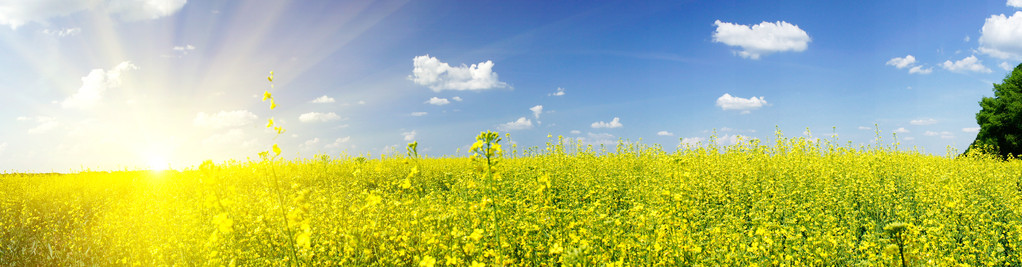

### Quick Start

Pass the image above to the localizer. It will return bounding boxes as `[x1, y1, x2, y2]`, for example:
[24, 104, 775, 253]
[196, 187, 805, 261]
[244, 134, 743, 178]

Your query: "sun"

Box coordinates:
[148, 156, 169, 171]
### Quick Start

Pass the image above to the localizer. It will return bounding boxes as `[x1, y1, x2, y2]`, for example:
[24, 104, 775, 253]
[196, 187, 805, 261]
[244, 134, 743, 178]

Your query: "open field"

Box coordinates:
[2, 136, 1021, 266]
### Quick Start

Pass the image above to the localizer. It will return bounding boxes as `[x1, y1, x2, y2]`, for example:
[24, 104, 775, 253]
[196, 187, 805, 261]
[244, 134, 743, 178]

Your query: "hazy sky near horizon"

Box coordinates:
[2, 0, 1022, 172]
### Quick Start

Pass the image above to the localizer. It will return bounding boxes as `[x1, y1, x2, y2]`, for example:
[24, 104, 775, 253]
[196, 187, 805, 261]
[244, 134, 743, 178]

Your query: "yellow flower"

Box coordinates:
[469, 228, 484, 241]
[548, 243, 563, 254]
[262, 90, 271, 101]
[296, 231, 311, 250]
[419, 256, 436, 267]
[266, 118, 274, 128]
[272, 144, 281, 156]
[270, 98, 277, 109]
[469, 261, 485, 267]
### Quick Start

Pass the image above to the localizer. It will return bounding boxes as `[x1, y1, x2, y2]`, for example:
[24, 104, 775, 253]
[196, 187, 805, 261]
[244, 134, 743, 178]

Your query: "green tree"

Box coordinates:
[969, 62, 1022, 158]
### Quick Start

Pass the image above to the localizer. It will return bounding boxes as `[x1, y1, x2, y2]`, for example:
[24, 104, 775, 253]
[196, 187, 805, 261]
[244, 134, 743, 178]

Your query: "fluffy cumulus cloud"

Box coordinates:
[62, 61, 138, 109]
[402, 130, 416, 141]
[426, 97, 450, 106]
[716, 93, 767, 113]
[298, 112, 341, 123]
[310, 95, 335, 104]
[0, 0, 186, 29]
[326, 137, 351, 148]
[530, 105, 543, 119]
[549, 87, 566, 96]
[680, 137, 706, 146]
[925, 131, 955, 139]
[712, 20, 811, 59]
[1002, 62, 1018, 71]
[657, 131, 674, 136]
[1011, 0, 1022, 8]
[193, 110, 257, 129]
[576, 132, 617, 146]
[887, 55, 916, 68]
[591, 117, 623, 129]
[409, 55, 509, 92]
[18, 116, 59, 134]
[962, 127, 981, 133]
[452, 96, 463, 102]
[570, 130, 581, 135]
[909, 118, 937, 125]
[893, 127, 910, 134]
[942, 56, 991, 73]
[886, 55, 932, 74]
[500, 117, 533, 130]
[411, 112, 428, 117]
[42, 27, 81, 37]
[909, 66, 933, 74]
[980, 12, 1022, 59]
[858, 126, 873, 130]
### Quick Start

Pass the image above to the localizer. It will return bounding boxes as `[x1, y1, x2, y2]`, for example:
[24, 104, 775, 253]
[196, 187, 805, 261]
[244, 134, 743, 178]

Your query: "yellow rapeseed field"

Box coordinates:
[1, 132, 1021, 266]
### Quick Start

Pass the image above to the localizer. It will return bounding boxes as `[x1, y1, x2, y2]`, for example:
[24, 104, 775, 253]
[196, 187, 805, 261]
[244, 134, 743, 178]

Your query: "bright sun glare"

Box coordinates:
[148, 157, 169, 171]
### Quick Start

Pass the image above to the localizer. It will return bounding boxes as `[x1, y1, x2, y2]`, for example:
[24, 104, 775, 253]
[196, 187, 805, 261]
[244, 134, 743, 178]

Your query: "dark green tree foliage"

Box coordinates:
[970, 63, 1022, 158]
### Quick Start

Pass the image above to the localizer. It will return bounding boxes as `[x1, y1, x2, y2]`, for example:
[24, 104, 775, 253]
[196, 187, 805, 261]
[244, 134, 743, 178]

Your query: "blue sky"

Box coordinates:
[2, 0, 1022, 172]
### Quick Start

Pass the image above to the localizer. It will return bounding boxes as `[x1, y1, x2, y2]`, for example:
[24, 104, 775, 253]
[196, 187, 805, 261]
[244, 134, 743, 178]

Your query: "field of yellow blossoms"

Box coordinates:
[2, 132, 1021, 266]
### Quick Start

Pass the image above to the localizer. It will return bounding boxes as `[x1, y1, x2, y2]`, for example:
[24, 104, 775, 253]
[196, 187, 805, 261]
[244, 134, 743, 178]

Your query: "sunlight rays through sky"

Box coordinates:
[1, 0, 1021, 172]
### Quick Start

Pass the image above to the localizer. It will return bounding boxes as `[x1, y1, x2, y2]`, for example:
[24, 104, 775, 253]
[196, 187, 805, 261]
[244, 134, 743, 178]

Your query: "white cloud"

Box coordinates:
[426, 97, 450, 106]
[591, 117, 623, 129]
[298, 112, 341, 123]
[570, 130, 581, 135]
[718, 134, 747, 146]
[411, 112, 428, 117]
[909, 118, 937, 125]
[858, 126, 872, 130]
[549, 87, 566, 96]
[886, 55, 916, 69]
[963, 127, 981, 133]
[925, 131, 955, 139]
[903, 136, 915, 141]
[0, 0, 185, 29]
[357, 100, 366, 105]
[712, 20, 811, 59]
[326, 137, 351, 148]
[172, 44, 194, 51]
[980, 12, 1022, 59]
[680, 137, 706, 146]
[530, 105, 543, 119]
[105, 0, 188, 22]
[893, 127, 910, 134]
[1011, 0, 1022, 8]
[941, 56, 991, 73]
[42, 27, 81, 37]
[21, 116, 58, 134]
[452, 96, 463, 101]
[0, 1, 93, 29]
[1001, 61, 1017, 71]
[310, 95, 335, 104]
[657, 131, 674, 136]
[303, 138, 320, 147]
[577, 132, 617, 146]
[409, 54, 509, 91]
[193, 110, 257, 129]
[908, 65, 933, 74]
[62, 61, 138, 109]
[402, 130, 416, 141]
[964, 35, 971, 42]
[500, 117, 533, 130]
[716, 93, 767, 113]
[887, 55, 932, 74]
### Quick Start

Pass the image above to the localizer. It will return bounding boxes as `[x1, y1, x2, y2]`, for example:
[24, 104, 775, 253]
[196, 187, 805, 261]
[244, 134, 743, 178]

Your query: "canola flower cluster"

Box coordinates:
[1, 132, 1021, 266]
